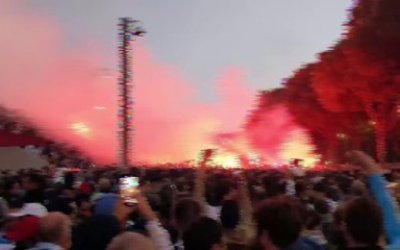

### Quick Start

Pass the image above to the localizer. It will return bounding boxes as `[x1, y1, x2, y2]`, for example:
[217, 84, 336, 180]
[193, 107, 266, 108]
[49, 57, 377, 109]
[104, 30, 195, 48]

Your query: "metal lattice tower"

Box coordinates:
[117, 18, 145, 167]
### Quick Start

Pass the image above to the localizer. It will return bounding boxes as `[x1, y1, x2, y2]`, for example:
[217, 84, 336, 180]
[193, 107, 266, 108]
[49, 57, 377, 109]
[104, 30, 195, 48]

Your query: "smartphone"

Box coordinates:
[119, 176, 139, 205]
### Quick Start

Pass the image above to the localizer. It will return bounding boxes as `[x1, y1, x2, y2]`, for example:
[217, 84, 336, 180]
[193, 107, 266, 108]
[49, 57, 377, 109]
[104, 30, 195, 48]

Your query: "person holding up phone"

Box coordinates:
[127, 190, 173, 250]
[119, 176, 140, 206]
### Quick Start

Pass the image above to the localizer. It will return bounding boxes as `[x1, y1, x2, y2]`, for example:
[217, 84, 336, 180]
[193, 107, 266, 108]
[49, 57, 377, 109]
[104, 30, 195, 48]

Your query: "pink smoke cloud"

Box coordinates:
[1, 1, 316, 166]
[245, 105, 303, 162]
[0, 1, 258, 164]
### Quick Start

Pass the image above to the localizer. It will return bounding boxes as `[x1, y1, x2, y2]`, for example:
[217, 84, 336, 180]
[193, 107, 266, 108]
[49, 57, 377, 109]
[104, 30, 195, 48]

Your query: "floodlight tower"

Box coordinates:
[117, 18, 145, 167]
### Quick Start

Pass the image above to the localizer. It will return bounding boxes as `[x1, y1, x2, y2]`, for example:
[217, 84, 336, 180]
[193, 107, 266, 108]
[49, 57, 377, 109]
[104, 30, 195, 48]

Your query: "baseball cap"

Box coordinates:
[5, 216, 40, 242]
[8, 203, 48, 218]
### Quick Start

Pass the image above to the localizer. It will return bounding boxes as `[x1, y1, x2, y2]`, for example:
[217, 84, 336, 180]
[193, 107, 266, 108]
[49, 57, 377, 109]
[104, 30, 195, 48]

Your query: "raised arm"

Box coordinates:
[237, 157, 253, 225]
[237, 173, 253, 227]
[193, 162, 207, 206]
[350, 151, 400, 245]
[135, 192, 173, 250]
[194, 149, 215, 207]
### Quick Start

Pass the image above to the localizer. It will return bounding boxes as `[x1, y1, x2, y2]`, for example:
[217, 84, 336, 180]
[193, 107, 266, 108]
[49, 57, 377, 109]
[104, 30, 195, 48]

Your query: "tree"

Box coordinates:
[283, 64, 366, 161]
[248, 0, 400, 163]
[312, 40, 400, 163]
[348, 0, 400, 60]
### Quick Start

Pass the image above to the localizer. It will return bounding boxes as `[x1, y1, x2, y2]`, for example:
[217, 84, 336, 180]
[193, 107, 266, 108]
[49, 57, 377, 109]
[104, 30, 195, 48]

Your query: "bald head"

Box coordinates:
[107, 232, 156, 250]
[39, 212, 71, 248]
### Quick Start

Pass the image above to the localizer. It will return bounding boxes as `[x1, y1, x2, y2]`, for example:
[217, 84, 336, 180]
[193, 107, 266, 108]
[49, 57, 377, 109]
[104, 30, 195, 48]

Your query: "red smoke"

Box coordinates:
[0, 1, 257, 164]
[0, 1, 315, 166]
[245, 105, 300, 161]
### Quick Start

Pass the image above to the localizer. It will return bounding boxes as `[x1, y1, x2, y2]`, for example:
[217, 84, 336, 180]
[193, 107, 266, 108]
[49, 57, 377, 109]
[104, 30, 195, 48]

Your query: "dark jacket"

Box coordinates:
[72, 214, 120, 250]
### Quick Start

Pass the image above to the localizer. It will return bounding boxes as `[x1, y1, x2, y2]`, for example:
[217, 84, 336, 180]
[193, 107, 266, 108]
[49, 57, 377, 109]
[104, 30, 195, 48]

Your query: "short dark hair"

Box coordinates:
[325, 186, 341, 201]
[305, 209, 321, 230]
[207, 177, 232, 206]
[220, 200, 240, 229]
[262, 176, 285, 198]
[26, 173, 45, 188]
[173, 198, 201, 231]
[4, 179, 19, 192]
[183, 217, 222, 250]
[255, 196, 304, 248]
[295, 180, 307, 195]
[344, 197, 383, 245]
[313, 199, 329, 215]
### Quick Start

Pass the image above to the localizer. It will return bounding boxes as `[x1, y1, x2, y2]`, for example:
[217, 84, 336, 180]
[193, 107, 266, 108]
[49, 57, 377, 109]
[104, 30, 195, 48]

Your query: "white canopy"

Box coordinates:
[0, 147, 48, 171]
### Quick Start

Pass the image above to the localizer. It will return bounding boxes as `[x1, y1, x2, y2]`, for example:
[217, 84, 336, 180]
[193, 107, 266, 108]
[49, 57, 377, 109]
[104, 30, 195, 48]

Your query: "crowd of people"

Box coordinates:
[0, 151, 399, 250]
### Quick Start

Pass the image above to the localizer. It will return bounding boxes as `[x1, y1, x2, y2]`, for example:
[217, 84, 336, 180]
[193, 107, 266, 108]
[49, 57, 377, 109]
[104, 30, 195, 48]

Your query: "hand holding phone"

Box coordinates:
[119, 176, 139, 205]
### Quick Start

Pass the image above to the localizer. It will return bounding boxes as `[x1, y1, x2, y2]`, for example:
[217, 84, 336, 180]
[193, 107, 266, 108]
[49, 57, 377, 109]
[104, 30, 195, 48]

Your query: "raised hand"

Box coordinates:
[133, 190, 157, 221]
[347, 150, 381, 175]
[199, 149, 216, 168]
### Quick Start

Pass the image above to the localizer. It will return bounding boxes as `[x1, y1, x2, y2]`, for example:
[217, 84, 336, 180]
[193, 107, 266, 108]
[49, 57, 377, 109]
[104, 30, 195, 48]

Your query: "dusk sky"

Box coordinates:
[26, 0, 352, 100]
[1, 1, 353, 164]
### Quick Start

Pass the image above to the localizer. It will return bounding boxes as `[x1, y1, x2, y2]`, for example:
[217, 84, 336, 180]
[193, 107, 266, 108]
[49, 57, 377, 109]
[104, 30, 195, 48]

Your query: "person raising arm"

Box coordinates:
[349, 151, 400, 248]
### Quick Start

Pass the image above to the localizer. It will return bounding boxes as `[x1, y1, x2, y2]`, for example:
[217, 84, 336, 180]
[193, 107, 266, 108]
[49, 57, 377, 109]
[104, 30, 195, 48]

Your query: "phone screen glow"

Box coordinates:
[120, 177, 139, 204]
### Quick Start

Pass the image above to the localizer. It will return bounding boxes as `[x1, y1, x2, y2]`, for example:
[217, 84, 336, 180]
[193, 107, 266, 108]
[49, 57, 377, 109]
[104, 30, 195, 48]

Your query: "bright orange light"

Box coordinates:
[212, 152, 240, 169]
[279, 129, 319, 168]
[70, 122, 91, 136]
